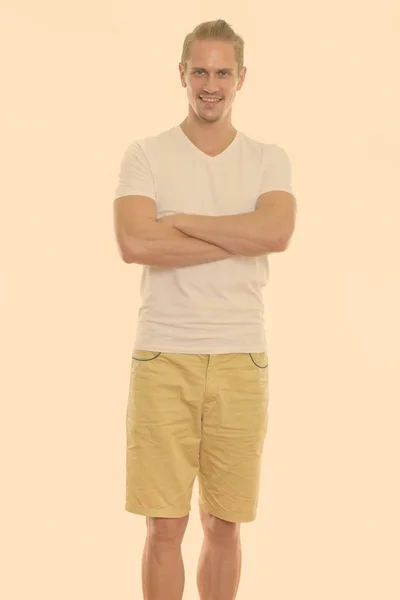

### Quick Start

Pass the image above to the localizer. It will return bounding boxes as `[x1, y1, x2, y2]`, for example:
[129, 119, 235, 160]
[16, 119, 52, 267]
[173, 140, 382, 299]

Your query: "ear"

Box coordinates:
[179, 63, 187, 88]
[236, 66, 247, 91]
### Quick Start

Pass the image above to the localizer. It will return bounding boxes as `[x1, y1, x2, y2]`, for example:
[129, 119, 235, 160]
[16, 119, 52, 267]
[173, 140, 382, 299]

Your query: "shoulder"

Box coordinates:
[237, 131, 290, 164]
[123, 126, 179, 158]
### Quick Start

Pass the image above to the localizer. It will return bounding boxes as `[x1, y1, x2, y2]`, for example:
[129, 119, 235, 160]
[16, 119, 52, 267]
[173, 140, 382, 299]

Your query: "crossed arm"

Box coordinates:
[115, 190, 296, 268]
[157, 190, 297, 255]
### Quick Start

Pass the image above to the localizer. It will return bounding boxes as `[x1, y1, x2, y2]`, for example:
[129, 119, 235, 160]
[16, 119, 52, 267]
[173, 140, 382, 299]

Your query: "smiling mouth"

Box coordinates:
[199, 96, 222, 105]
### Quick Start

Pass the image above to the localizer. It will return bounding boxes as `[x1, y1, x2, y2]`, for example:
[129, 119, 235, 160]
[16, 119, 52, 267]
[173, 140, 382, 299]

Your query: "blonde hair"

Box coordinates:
[181, 19, 245, 74]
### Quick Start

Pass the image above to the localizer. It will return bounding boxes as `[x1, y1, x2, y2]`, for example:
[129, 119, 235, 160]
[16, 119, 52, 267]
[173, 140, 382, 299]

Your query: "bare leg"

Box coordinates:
[142, 515, 189, 600]
[197, 507, 242, 600]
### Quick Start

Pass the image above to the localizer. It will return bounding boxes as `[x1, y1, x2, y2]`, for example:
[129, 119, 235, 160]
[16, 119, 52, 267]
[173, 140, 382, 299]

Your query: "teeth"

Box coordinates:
[201, 97, 220, 103]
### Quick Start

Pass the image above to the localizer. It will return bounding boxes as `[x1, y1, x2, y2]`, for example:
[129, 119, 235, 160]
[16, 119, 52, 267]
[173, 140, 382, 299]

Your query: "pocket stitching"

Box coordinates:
[248, 352, 268, 369]
[132, 351, 162, 362]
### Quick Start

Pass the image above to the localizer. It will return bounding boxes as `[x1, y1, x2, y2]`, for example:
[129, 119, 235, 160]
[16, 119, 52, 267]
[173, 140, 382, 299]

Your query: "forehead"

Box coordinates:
[187, 39, 237, 68]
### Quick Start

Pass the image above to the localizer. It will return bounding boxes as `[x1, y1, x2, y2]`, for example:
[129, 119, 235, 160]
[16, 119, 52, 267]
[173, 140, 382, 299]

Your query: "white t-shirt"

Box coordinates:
[114, 125, 293, 354]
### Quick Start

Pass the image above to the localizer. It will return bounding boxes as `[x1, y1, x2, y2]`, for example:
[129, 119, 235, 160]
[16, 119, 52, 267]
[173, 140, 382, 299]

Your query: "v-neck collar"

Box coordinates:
[175, 124, 241, 161]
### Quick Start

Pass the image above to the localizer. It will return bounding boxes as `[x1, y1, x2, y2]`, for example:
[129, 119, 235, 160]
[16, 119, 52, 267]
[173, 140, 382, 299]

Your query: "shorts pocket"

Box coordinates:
[132, 350, 163, 362]
[248, 352, 268, 369]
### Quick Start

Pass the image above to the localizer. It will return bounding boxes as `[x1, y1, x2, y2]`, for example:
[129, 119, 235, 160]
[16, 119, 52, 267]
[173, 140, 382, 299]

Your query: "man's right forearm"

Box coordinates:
[128, 222, 235, 268]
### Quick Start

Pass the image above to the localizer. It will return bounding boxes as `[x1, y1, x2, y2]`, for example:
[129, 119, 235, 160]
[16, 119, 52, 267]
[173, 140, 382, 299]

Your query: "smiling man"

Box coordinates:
[113, 19, 297, 600]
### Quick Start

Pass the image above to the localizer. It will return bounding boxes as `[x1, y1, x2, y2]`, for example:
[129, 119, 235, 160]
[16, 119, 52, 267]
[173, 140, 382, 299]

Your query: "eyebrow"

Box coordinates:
[190, 67, 234, 72]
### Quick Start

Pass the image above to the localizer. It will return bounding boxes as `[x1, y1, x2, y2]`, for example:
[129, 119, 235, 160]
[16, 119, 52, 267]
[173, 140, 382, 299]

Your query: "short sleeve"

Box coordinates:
[259, 144, 293, 195]
[114, 141, 156, 201]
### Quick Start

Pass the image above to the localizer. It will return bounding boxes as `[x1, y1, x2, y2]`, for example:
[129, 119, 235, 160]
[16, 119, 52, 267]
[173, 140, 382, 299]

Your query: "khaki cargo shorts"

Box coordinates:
[125, 350, 269, 523]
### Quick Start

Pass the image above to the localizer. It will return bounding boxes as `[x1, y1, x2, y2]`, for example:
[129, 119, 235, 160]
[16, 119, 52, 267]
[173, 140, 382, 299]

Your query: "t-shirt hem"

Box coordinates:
[133, 345, 268, 354]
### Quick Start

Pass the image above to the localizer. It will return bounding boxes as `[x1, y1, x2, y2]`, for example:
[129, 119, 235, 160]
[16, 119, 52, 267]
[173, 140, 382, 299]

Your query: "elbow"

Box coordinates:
[116, 234, 142, 264]
[262, 234, 292, 253]
[116, 241, 136, 263]
[121, 251, 135, 264]
[261, 219, 296, 253]
[116, 245, 135, 263]
[274, 237, 291, 252]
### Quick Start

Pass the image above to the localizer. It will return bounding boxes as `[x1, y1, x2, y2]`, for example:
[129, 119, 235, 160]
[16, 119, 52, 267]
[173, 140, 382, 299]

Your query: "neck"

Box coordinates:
[180, 111, 236, 145]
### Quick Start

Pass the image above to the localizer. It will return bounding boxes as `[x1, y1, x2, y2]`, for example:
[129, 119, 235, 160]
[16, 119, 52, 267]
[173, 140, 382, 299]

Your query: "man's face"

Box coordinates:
[179, 39, 246, 124]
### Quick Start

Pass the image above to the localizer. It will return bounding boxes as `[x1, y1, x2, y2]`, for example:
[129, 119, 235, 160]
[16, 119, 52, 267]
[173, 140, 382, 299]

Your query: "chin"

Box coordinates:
[198, 107, 224, 119]
[198, 113, 222, 123]
[206, 115, 223, 122]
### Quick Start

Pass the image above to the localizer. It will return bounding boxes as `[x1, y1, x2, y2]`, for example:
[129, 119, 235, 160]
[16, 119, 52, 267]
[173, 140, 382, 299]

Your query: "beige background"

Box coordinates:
[1, 1, 399, 598]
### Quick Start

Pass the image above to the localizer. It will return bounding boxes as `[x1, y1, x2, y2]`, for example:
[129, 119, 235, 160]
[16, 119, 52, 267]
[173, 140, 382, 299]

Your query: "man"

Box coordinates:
[113, 19, 296, 600]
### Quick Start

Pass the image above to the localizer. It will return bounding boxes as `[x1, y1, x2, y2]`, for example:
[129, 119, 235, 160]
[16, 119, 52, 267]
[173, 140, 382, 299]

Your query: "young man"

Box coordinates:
[113, 19, 296, 600]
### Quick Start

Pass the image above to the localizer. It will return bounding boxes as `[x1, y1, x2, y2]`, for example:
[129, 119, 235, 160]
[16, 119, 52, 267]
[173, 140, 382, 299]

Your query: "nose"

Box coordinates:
[202, 75, 219, 94]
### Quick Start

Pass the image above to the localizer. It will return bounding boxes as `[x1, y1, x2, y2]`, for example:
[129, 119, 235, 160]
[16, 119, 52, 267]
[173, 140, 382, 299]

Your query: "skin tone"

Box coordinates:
[179, 38, 247, 156]
[141, 39, 247, 600]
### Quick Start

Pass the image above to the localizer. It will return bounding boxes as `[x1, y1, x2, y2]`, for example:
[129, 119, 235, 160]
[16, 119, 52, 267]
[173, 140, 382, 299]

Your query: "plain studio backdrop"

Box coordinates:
[1, 1, 399, 599]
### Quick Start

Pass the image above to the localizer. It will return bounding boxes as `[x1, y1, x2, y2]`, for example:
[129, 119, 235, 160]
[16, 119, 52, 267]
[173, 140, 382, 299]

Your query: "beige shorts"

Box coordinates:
[125, 350, 269, 523]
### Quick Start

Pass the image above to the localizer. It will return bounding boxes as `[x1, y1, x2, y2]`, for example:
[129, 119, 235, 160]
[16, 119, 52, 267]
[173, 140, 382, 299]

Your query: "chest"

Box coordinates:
[151, 152, 263, 218]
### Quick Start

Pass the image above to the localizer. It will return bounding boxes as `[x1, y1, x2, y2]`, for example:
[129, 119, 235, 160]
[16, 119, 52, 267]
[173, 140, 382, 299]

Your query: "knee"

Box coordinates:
[201, 511, 240, 545]
[146, 515, 189, 547]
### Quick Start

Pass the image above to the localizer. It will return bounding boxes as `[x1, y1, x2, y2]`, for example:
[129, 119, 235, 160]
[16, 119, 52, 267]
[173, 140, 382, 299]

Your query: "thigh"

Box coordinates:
[199, 352, 269, 523]
[126, 350, 204, 518]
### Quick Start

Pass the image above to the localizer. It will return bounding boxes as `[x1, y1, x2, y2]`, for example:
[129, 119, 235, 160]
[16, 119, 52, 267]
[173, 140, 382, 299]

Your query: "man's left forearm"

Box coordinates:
[170, 211, 278, 256]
